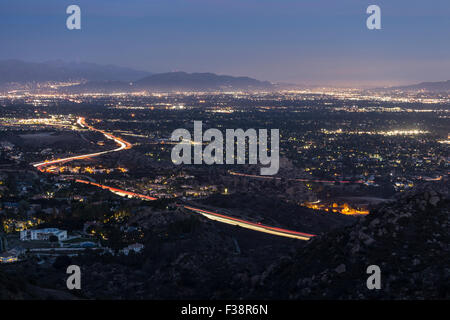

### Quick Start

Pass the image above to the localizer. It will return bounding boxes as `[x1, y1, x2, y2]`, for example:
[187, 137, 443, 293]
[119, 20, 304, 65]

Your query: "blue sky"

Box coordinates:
[1, 0, 450, 86]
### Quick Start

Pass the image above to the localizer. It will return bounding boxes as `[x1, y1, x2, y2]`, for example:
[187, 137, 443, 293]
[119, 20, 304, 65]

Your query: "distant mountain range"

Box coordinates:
[64, 72, 274, 93]
[389, 80, 450, 92]
[2, 60, 450, 93]
[135, 72, 273, 91]
[0, 60, 151, 84]
[0, 60, 274, 92]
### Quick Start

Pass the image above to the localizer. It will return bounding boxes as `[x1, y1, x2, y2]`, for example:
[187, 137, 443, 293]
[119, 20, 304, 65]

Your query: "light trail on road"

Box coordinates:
[75, 178, 315, 240]
[183, 206, 315, 240]
[32, 117, 315, 241]
[75, 179, 158, 201]
[33, 117, 132, 171]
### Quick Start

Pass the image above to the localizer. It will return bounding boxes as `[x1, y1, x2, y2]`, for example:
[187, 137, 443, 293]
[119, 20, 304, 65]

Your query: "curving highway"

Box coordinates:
[33, 117, 132, 172]
[183, 206, 315, 240]
[32, 117, 315, 241]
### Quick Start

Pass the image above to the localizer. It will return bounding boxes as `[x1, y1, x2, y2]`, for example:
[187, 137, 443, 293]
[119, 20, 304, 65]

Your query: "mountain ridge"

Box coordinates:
[0, 60, 274, 92]
[0, 60, 151, 84]
[63, 71, 274, 93]
[389, 80, 450, 92]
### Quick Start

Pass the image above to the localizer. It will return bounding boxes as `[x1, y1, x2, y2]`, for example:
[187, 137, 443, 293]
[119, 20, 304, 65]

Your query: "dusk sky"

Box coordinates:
[1, 0, 450, 87]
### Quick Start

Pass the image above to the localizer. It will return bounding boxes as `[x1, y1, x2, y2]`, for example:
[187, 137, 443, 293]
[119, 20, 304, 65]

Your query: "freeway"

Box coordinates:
[182, 206, 315, 240]
[74, 178, 315, 240]
[32, 117, 132, 172]
[32, 117, 315, 241]
[75, 179, 158, 201]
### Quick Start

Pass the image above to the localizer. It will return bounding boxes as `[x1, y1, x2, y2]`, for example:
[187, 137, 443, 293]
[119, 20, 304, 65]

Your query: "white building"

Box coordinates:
[121, 243, 144, 256]
[20, 228, 67, 241]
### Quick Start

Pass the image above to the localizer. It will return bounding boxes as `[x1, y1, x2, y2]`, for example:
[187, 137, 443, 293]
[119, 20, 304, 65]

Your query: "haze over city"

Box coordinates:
[1, 0, 450, 87]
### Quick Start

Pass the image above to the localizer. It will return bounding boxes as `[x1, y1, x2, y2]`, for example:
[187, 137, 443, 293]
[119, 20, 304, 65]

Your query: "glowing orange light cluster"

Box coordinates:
[304, 202, 369, 215]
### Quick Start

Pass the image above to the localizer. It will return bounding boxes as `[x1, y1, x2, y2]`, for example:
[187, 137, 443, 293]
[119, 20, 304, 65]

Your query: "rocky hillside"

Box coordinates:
[252, 178, 449, 299]
[1, 179, 447, 300]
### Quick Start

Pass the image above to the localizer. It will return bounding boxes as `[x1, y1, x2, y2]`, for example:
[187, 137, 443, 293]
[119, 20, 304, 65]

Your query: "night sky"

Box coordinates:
[1, 0, 450, 86]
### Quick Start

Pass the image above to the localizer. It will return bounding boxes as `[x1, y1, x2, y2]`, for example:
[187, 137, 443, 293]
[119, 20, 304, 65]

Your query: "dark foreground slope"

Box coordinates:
[0, 272, 76, 300]
[1, 180, 447, 300]
[252, 179, 449, 299]
[0, 198, 352, 300]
